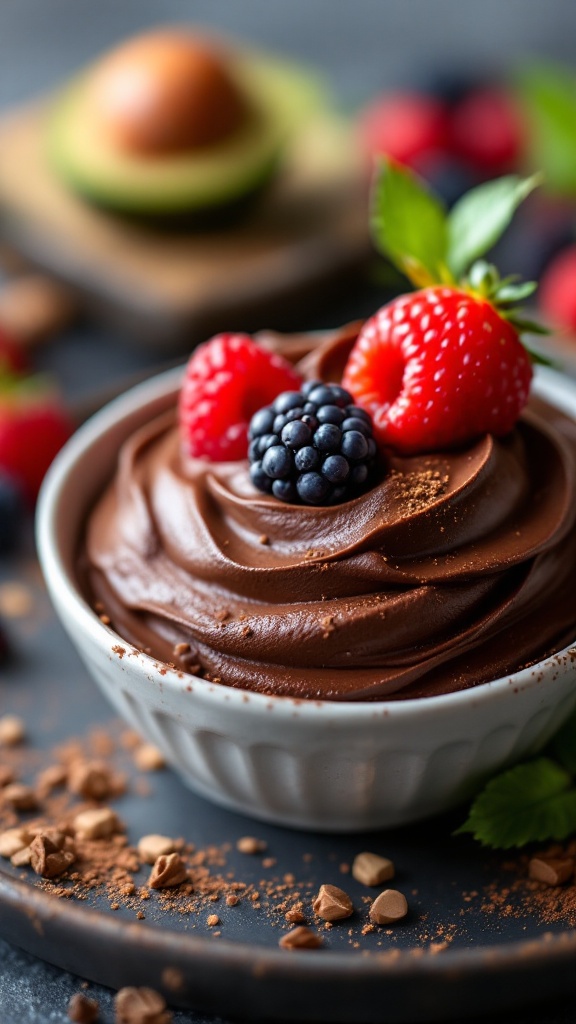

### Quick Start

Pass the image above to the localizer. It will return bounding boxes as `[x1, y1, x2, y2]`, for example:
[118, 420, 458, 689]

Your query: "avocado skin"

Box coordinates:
[46, 54, 324, 218]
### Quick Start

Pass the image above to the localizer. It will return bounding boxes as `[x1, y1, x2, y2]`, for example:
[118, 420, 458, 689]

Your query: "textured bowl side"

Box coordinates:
[37, 366, 576, 831]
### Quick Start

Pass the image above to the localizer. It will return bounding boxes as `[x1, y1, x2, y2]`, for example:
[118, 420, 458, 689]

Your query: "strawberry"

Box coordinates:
[538, 244, 576, 333]
[357, 92, 447, 170]
[0, 378, 74, 505]
[343, 160, 544, 453]
[343, 287, 532, 453]
[448, 88, 524, 177]
[179, 332, 302, 462]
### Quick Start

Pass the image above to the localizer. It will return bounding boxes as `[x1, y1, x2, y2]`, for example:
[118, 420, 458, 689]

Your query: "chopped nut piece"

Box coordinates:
[73, 807, 122, 840]
[160, 967, 184, 992]
[236, 836, 267, 854]
[225, 893, 239, 907]
[279, 926, 323, 950]
[114, 985, 172, 1023]
[67, 991, 99, 1023]
[0, 714, 25, 746]
[528, 856, 575, 886]
[313, 883, 354, 921]
[207, 914, 220, 926]
[369, 889, 408, 925]
[68, 760, 116, 800]
[352, 851, 395, 886]
[134, 744, 165, 772]
[137, 834, 177, 865]
[285, 908, 306, 924]
[30, 833, 75, 878]
[10, 845, 32, 867]
[1, 782, 38, 811]
[148, 852, 188, 889]
[0, 827, 33, 858]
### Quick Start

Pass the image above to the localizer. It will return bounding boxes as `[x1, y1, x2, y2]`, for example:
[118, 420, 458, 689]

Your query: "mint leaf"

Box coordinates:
[371, 159, 448, 286]
[455, 757, 576, 848]
[516, 63, 576, 195]
[549, 709, 576, 775]
[447, 174, 541, 279]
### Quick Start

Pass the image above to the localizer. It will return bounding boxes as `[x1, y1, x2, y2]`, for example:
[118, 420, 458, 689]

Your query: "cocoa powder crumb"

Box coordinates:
[207, 913, 220, 926]
[226, 893, 239, 907]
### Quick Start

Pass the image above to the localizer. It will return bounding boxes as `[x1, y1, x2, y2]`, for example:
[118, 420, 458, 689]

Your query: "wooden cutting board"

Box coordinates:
[0, 101, 371, 353]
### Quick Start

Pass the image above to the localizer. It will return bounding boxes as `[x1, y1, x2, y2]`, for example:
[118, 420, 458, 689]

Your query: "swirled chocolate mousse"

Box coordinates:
[83, 321, 576, 702]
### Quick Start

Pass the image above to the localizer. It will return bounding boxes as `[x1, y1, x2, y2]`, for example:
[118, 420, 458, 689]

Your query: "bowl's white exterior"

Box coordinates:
[36, 366, 576, 831]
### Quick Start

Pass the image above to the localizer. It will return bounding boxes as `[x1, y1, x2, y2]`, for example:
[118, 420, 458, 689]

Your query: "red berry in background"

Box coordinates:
[342, 287, 533, 454]
[0, 392, 73, 506]
[179, 332, 302, 462]
[356, 92, 448, 170]
[448, 88, 524, 176]
[538, 244, 576, 333]
[0, 324, 29, 375]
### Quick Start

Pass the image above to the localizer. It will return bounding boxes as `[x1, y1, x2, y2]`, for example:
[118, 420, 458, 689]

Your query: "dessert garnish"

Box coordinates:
[342, 160, 546, 453]
[247, 381, 377, 505]
[458, 707, 576, 848]
[178, 331, 301, 462]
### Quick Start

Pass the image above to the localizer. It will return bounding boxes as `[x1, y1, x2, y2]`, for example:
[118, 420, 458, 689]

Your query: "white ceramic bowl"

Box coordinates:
[36, 365, 576, 832]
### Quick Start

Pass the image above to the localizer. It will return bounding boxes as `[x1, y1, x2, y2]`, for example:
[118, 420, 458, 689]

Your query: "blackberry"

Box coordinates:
[248, 382, 378, 505]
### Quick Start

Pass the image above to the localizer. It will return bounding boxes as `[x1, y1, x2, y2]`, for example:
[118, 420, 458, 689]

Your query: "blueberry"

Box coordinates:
[342, 416, 372, 436]
[295, 446, 320, 472]
[272, 479, 298, 502]
[301, 379, 322, 398]
[250, 461, 273, 493]
[317, 404, 346, 425]
[314, 423, 342, 453]
[297, 472, 330, 505]
[351, 463, 369, 486]
[273, 391, 304, 415]
[0, 473, 25, 555]
[322, 455, 350, 483]
[262, 445, 293, 479]
[249, 407, 275, 439]
[341, 430, 369, 461]
[281, 420, 312, 449]
[247, 382, 377, 505]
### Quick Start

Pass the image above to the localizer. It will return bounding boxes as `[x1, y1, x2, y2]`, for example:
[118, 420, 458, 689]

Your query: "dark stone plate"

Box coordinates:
[1, 549, 575, 1023]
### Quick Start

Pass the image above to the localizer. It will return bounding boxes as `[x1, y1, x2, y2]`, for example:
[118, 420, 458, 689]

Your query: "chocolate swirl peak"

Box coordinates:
[84, 327, 576, 701]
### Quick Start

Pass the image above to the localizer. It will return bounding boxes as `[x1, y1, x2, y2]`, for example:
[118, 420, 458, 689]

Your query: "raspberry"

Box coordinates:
[0, 392, 73, 505]
[248, 382, 377, 505]
[178, 333, 302, 462]
[357, 92, 447, 170]
[342, 287, 533, 454]
[538, 244, 576, 333]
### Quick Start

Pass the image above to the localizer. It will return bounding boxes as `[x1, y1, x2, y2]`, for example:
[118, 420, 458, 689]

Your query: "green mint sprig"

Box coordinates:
[516, 62, 576, 197]
[371, 159, 546, 342]
[456, 707, 576, 849]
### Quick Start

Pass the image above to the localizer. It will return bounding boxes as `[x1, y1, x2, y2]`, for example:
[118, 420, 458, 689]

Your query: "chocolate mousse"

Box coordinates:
[83, 324, 576, 701]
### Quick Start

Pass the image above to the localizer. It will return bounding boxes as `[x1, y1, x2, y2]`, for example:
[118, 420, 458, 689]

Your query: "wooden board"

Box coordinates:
[0, 102, 371, 353]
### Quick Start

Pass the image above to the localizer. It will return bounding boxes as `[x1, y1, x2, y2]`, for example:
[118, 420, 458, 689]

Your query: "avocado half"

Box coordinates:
[46, 54, 326, 217]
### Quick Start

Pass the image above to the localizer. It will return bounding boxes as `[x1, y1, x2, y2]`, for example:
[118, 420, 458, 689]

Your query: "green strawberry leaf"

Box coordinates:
[455, 757, 576, 848]
[496, 281, 538, 304]
[548, 708, 576, 775]
[516, 63, 576, 195]
[447, 174, 542, 279]
[371, 158, 449, 287]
